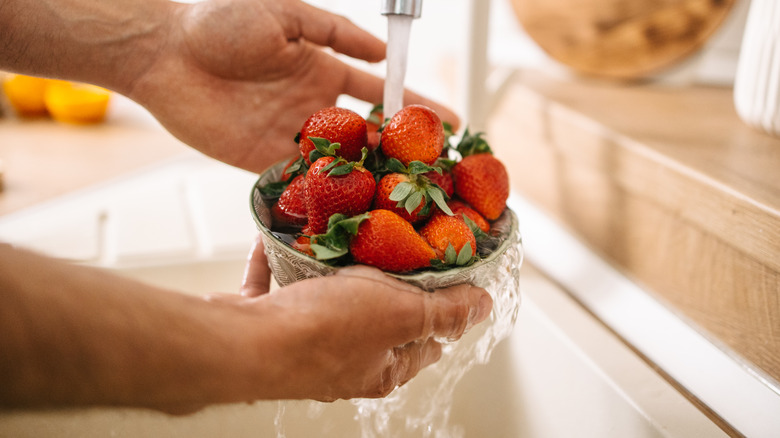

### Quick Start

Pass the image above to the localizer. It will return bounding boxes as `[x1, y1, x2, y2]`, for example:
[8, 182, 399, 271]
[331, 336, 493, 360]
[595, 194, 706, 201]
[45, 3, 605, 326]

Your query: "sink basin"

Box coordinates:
[0, 156, 726, 437]
[0, 259, 725, 437]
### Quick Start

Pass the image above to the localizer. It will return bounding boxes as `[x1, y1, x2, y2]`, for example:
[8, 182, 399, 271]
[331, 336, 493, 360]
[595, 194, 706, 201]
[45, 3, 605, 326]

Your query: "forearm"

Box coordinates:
[0, 244, 265, 410]
[0, 0, 179, 94]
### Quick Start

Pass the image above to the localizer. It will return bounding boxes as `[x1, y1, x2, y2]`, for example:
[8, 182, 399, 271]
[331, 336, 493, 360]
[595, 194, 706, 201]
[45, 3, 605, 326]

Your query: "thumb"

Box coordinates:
[422, 283, 493, 342]
[239, 235, 271, 297]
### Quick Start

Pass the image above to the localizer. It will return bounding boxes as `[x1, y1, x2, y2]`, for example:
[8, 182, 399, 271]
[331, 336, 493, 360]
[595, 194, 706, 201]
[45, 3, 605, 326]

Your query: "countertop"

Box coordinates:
[0, 96, 191, 215]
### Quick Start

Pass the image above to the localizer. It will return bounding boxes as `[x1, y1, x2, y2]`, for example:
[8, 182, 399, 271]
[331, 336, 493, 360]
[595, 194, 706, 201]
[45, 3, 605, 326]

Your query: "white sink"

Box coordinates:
[0, 259, 725, 437]
[0, 157, 730, 437]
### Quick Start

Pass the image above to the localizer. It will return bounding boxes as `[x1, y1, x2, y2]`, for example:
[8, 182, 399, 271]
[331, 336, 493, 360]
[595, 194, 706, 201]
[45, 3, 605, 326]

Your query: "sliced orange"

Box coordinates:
[44, 80, 111, 124]
[2, 74, 49, 117]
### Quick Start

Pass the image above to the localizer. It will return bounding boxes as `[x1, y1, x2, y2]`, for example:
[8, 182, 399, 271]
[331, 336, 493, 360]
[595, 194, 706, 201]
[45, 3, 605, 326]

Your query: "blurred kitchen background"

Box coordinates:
[1, 0, 779, 437]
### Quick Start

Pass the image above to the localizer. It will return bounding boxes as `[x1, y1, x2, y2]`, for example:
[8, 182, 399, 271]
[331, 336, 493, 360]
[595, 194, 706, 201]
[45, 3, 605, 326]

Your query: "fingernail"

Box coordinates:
[475, 293, 493, 324]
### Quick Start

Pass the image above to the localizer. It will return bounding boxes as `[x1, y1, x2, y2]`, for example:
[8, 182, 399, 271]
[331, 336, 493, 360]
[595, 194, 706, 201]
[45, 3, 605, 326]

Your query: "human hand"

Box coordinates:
[208, 236, 493, 401]
[128, 0, 460, 174]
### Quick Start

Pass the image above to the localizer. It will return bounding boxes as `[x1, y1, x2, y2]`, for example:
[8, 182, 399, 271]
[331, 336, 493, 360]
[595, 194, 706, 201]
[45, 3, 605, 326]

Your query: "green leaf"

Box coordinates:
[389, 181, 414, 202]
[456, 127, 493, 157]
[282, 156, 307, 179]
[456, 243, 473, 265]
[407, 161, 439, 175]
[337, 213, 370, 235]
[385, 157, 407, 173]
[327, 213, 349, 229]
[309, 212, 369, 261]
[428, 187, 453, 216]
[327, 162, 355, 176]
[319, 158, 341, 174]
[258, 180, 289, 199]
[309, 149, 326, 164]
[405, 190, 424, 214]
[310, 243, 348, 260]
[463, 214, 489, 241]
[419, 192, 433, 217]
[444, 244, 457, 265]
[310, 137, 340, 155]
[430, 258, 447, 270]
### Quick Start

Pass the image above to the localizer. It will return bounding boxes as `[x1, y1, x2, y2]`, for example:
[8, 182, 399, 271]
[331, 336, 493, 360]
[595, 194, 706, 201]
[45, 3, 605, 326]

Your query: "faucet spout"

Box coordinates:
[381, 0, 422, 18]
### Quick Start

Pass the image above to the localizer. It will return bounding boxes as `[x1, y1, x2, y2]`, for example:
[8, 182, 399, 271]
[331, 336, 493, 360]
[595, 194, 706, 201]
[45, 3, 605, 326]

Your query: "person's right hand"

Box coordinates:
[207, 238, 493, 401]
[127, 0, 459, 175]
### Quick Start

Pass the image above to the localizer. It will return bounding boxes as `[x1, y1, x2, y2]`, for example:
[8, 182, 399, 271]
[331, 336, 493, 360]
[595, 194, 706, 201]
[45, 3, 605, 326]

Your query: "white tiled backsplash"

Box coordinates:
[0, 155, 260, 267]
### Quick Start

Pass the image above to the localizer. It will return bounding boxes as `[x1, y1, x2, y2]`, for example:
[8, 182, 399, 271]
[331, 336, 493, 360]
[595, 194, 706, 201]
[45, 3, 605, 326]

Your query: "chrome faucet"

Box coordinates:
[381, 0, 422, 18]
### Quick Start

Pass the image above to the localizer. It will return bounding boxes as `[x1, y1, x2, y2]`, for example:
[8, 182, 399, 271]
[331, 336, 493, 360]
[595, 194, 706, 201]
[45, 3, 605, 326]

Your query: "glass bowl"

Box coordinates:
[249, 159, 523, 292]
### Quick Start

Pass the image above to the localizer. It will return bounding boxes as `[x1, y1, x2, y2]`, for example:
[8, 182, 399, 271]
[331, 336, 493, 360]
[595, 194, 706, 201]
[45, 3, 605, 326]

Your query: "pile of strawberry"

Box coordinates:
[259, 104, 510, 274]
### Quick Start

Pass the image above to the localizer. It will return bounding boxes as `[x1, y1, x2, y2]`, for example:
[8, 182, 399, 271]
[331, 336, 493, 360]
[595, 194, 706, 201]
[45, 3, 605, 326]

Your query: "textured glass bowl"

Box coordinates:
[250, 159, 523, 292]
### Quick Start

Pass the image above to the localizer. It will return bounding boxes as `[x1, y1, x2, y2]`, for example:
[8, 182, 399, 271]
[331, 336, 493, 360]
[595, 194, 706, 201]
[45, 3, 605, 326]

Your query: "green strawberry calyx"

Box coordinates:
[430, 242, 479, 269]
[455, 127, 493, 157]
[309, 137, 370, 177]
[309, 212, 370, 261]
[257, 156, 308, 201]
[385, 158, 454, 217]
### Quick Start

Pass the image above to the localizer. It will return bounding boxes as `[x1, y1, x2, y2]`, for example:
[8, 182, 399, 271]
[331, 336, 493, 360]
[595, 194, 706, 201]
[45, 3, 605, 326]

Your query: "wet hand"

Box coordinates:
[207, 264, 492, 401]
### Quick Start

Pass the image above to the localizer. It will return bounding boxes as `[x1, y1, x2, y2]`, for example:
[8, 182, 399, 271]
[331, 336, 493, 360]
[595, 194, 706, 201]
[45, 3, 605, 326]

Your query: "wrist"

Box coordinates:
[0, 0, 183, 95]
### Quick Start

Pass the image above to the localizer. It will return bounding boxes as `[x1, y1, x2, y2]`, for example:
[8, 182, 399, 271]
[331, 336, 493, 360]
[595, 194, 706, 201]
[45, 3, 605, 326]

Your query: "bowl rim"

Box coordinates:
[249, 161, 519, 283]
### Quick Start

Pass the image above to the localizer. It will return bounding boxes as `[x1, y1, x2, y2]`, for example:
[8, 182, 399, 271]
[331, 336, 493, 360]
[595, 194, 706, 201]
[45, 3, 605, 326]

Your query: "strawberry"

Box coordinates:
[280, 156, 307, 182]
[292, 225, 314, 256]
[298, 107, 367, 165]
[451, 130, 509, 221]
[372, 159, 453, 224]
[373, 173, 430, 224]
[420, 211, 477, 266]
[271, 174, 308, 228]
[304, 154, 376, 234]
[448, 200, 489, 233]
[452, 153, 509, 221]
[423, 167, 454, 197]
[380, 104, 444, 166]
[366, 104, 384, 151]
[349, 210, 435, 273]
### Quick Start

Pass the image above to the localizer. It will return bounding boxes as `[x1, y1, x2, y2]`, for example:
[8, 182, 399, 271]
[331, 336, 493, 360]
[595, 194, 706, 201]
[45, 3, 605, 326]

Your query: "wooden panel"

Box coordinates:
[488, 70, 780, 385]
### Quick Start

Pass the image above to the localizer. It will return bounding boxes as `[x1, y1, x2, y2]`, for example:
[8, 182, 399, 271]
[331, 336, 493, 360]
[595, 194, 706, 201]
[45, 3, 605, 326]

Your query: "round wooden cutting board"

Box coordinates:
[510, 0, 737, 80]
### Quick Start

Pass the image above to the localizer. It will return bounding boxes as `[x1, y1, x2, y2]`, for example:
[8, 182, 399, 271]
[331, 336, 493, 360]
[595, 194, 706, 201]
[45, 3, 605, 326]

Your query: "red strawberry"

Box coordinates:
[304, 156, 376, 234]
[349, 210, 435, 273]
[373, 173, 433, 224]
[366, 104, 384, 151]
[292, 225, 314, 256]
[299, 107, 368, 165]
[452, 153, 509, 220]
[448, 199, 489, 233]
[423, 168, 454, 197]
[420, 211, 477, 263]
[280, 156, 299, 182]
[271, 174, 308, 227]
[380, 104, 444, 166]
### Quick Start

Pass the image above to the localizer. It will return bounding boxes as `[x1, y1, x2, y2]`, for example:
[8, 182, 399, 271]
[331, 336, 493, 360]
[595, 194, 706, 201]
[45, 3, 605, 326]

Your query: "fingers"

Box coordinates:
[369, 339, 442, 398]
[334, 265, 493, 343]
[422, 283, 493, 342]
[239, 235, 271, 297]
[286, 1, 385, 62]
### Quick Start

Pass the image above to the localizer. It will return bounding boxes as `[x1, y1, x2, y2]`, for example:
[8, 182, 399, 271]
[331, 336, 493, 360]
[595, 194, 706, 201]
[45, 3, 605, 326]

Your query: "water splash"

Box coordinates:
[272, 227, 523, 437]
[351, 229, 523, 438]
[383, 14, 414, 118]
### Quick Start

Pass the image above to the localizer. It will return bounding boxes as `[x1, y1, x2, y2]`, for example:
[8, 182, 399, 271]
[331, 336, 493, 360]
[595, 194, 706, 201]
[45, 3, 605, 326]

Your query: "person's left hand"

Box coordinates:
[206, 235, 493, 402]
[128, 0, 459, 174]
